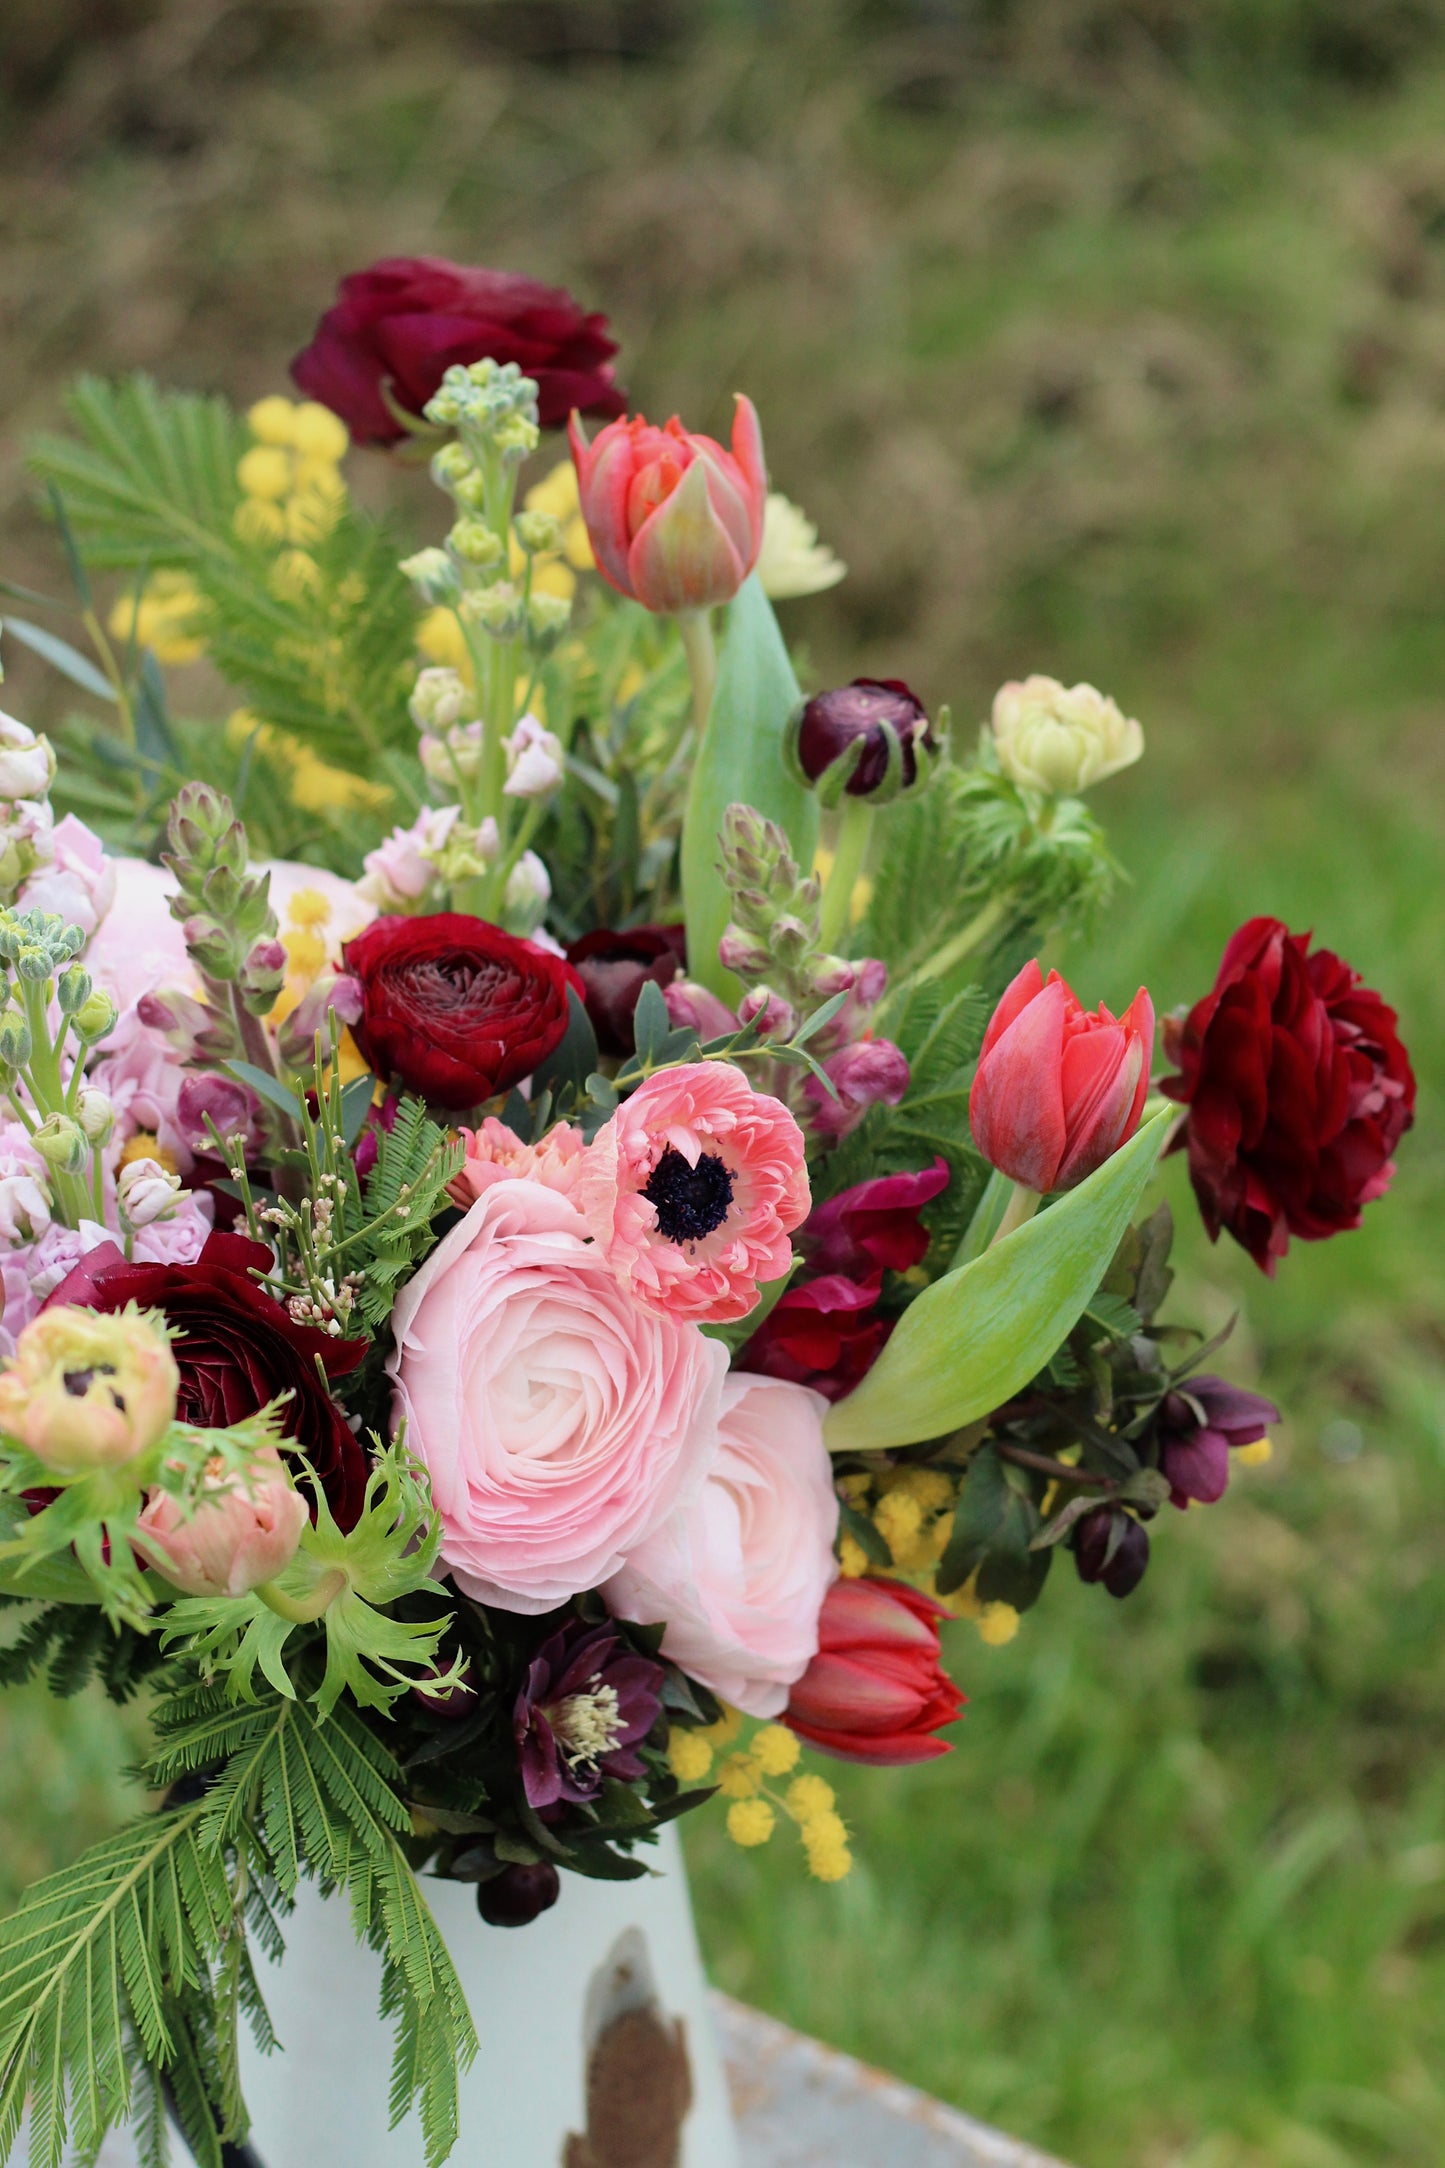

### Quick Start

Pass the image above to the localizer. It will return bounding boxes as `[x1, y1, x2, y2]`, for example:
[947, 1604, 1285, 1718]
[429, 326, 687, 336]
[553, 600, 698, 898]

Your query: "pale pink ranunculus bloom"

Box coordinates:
[604, 1372, 839, 1718]
[447, 1115, 586, 1208]
[387, 1177, 728, 1614]
[19, 813, 116, 937]
[136, 1445, 308, 1598]
[575, 1061, 810, 1325]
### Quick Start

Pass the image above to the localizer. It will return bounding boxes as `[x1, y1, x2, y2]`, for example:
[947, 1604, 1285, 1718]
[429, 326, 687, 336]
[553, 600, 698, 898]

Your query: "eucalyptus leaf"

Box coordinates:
[222, 1057, 305, 1119]
[1, 615, 115, 702]
[680, 576, 819, 1002]
[824, 1112, 1169, 1454]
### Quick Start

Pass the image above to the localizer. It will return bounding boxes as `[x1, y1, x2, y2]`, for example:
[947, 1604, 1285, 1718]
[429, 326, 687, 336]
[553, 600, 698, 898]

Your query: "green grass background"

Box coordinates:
[1, 6, 1443, 2163]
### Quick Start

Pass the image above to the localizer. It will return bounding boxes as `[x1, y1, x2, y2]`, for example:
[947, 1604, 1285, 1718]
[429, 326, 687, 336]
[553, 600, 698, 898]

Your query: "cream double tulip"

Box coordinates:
[991, 675, 1143, 797]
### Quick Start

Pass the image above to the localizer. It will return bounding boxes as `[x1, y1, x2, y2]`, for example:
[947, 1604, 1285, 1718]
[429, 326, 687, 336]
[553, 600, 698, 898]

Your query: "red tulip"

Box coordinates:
[785, 1577, 964, 1765]
[568, 398, 767, 614]
[969, 959, 1155, 1193]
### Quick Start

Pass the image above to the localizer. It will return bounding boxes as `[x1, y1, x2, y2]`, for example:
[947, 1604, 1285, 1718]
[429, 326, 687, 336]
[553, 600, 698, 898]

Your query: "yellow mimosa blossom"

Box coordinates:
[838, 1532, 869, 1579]
[717, 1752, 764, 1800]
[752, 1726, 801, 1778]
[726, 1799, 775, 1848]
[247, 395, 301, 446]
[106, 571, 206, 666]
[785, 1774, 835, 1821]
[290, 403, 349, 463]
[237, 446, 293, 501]
[666, 1730, 714, 1784]
[976, 1602, 1020, 1647]
[698, 1705, 742, 1749]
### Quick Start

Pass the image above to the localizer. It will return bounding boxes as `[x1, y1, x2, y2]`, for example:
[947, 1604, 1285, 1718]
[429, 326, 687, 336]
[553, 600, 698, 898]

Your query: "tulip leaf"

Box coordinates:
[823, 1111, 1170, 1454]
[680, 575, 819, 1002]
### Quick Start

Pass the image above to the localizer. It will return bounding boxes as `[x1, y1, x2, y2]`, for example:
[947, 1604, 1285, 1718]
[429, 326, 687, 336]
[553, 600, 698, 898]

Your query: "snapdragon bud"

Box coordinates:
[71, 988, 119, 1045]
[717, 925, 773, 977]
[33, 1112, 88, 1176]
[76, 1087, 115, 1146]
[118, 1155, 183, 1228]
[737, 986, 798, 1039]
[0, 1306, 178, 1475]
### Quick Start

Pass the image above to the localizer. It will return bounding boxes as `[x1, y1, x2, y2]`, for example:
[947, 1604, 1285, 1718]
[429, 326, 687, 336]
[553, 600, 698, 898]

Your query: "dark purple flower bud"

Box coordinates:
[565, 925, 687, 1057]
[1156, 1375, 1281, 1510]
[795, 678, 935, 800]
[476, 1861, 560, 1929]
[1073, 1506, 1150, 1598]
[410, 1660, 475, 1718]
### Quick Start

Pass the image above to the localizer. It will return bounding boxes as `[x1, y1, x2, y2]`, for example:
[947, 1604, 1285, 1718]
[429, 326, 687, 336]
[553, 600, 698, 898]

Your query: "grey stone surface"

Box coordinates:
[716, 1995, 1069, 2168]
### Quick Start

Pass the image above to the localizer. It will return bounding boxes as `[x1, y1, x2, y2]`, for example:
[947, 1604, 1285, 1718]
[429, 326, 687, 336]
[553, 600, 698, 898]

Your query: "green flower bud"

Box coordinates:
[76, 1087, 115, 1146]
[400, 548, 462, 605]
[461, 582, 524, 639]
[449, 520, 504, 569]
[494, 414, 540, 464]
[34, 1112, 88, 1176]
[0, 1008, 32, 1068]
[16, 944, 51, 983]
[72, 988, 119, 1045]
[452, 470, 489, 515]
[56, 965, 92, 1016]
[430, 443, 476, 491]
[525, 592, 571, 652]
[514, 510, 563, 555]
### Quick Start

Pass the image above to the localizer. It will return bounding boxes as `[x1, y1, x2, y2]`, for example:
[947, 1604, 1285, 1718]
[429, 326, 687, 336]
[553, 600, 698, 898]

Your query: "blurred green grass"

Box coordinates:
[1, 8, 1443, 2164]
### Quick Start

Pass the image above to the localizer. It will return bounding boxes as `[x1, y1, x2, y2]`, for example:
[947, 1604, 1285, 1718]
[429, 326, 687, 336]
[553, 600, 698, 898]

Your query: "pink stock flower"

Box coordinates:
[605, 1373, 838, 1718]
[569, 398, 767, 614]
[969, 960, 1155, 1194]
[136, 1445, 308, 1597]
[447, 1115, 586, 1207]
[91, 1010, 191, 1173]
[19, 814, 115, 938]
[576, 1062, 810, 1326]
[804, 1037, 910, 1142]
[387, 1177, 728, 1613]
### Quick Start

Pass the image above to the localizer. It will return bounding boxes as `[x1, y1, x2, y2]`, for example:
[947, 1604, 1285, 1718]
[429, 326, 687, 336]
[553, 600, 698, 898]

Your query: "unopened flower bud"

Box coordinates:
[716, 926, 773, 977]
[408, 666, 473, 734]
[0, 1008, 32, 1069]
[737, 986, 797, 1039]
[461, 582, 524, 638]
[449, 519, 504, 568]
[72, 987, 119, 1045]
[525, 592, 571, 651]
[16, 944, 51, 983]
[804, 1037, 910, 1142]
[76, 1087, 115, 1146]
[238, 936, 288, 1014]
[503, 850, 551, 934]
[502, 714, 565, 800]
[33, 1113, 88, 1176]
[0, 1306, 178, 1475]
[400, 547, 462, 605]
[663, 978, 739, 1039]
[769, 915, 811, 966]
[419, 721, 485, 784]
[176, 1072, 263, 1157]
[452, 470, 489, 515]
[118, 1155, 183, 1228]
[792, 678, 936, 804]
[0, 712, 57, 801]
[514, 510, 563, 554]
[1073, 1505, 1150, 1598]
[136, 1444, 307, 1597]
[990, 676, 1143, 798]
[56, 965, 92, 1016]
[493, 413, 540, 463]
[430, 443, 476, 491]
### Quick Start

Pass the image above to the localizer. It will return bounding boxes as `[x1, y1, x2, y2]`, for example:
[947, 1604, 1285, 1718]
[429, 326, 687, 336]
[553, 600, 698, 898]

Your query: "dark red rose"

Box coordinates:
[291, 256, 627, 444]
[564, 924, 686, 1057]
[45, 1231, 369, 1529]
[795, 678, 935, 798]
[739, 1272, 891, 1403]
[1162, 917, 1415, 1273]
[802, 1157, 950, 1278]
[786, 1577, 964, 1766]
[1073, 1506, 1150, 1598]
[345, 914, 583, 1112]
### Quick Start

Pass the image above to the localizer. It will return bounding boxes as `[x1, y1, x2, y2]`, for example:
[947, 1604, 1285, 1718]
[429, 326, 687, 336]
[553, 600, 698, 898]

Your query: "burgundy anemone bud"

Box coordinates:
[802, 1157, 950, 1278]
[476, 1861, 560, 1929]
[1073, 1506, 1150, 1598]
[738, 1272, 890, 1403]
[1156, 1375, 1281, 1510]
[792, 679, 937, 803]
[513, 1620, 664, 1811]
[564, 924, 687, 1057]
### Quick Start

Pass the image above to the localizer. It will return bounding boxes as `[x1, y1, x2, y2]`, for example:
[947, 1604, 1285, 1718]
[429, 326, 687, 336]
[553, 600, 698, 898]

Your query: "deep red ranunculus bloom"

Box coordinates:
[565, 924, 687, 1057]
[291, 256, 626, 443]
[345, 914, 583, 1112]
[802, 1157, 950, 1278]
[45, 1232, 369, 1529]
[738, 1272, 891, 1403]
[786, 1577, 964, 1765]
[1161, 917, 1415, 1273]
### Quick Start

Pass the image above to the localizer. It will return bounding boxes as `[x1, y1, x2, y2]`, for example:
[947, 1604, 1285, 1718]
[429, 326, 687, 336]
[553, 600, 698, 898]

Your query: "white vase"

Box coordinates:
[233, 1824, 739, 2168]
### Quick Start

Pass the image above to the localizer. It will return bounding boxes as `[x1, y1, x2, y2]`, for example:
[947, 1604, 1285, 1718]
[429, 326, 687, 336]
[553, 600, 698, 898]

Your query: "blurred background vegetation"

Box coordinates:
[1, 4, 1443, 2163]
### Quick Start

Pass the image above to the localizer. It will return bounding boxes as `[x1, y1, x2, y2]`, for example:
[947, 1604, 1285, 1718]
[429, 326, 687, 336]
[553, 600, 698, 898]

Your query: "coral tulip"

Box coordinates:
[568, 398, 767, 615]
[969, 960, 1154, 1194]
[785, 1576, 964, 1765]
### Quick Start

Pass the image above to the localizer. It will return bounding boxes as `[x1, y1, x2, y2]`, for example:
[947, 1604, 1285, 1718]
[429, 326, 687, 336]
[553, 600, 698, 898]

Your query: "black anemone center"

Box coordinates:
[643, 1147, 735, 1244]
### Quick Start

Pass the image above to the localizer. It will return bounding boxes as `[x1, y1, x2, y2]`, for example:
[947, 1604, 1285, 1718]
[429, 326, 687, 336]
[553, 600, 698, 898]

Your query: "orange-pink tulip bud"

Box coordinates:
[137, 1445, 308, 1597]
[568, 396, 767, 614]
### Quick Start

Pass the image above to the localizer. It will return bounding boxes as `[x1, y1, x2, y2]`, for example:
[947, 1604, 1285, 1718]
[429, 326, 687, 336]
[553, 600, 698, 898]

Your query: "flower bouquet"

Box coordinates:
[0, 255, 1415, 2167]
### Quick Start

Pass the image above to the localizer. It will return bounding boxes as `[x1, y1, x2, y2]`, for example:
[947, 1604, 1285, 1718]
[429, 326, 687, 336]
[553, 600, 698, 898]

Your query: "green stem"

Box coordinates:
[819, 796, 873, 952]
[903, 894, 1008, 994]
[677, 609, 718, 736]
[994, 1181, 1041, 1243]
[256, 1567, 347, 1625]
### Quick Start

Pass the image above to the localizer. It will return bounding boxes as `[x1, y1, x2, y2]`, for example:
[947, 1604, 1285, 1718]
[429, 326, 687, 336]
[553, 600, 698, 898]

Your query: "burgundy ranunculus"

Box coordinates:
[513, 1621, 664, 1810]
[565, 924, 687, 1057]
[1162, 917, 1415, 1273]
[1156, 1375, 1280, 1510]
[345, 914, 583, 1112]
[739, 1273, 891, 1403]
[45, 1231, 369, 1529]
[803, 1157, 950, 1278]
[1073, 1505, 1150, 1598]
[795, 678, 935, 798]
[786, 1577, 964, 1766]
[291, 256, 626, 443]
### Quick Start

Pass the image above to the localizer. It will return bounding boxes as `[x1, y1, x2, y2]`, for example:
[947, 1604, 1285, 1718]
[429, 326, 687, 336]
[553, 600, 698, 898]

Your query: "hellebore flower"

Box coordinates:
[565, 923, 688, 1057]
[291, 256, 626, 443]
[786, 1576, 964, 1765]
[1161, 916, 1415, 1274]
[802, 1158, 950, 1278]
[990, 676, 1143, 797]
[1156, 1375, 1281, 1509]
[738, 1273, 891, 1403]
[970, 959, 1155, 1193]
[1072, 1505, 1150, 1597]
[0, 1306, 177, 1475]
[513, 1620, 664, 1809]
[136, 1445, 308, 1598]
[794, 678, 936, 801]
[568, 398, 767, 614]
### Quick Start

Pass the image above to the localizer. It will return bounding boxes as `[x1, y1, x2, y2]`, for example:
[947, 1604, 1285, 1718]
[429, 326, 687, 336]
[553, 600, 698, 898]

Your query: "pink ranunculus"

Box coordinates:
[19, 814, 116, 938]
[575, 1062, 810, 1326]
[569, 399, 767, 615]
[605, 1373, 838, 1719]
[447, 1115, 587, 1207]
[803, 1036, 910, 1142]
[970, 959, 1155, 1194]
[136, 1445, 308, 1598]
[386, 1177, 728, 1613]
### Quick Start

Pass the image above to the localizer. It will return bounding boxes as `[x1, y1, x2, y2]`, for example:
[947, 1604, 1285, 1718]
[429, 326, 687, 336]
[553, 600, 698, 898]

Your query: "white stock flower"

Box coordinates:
[502, 713, 565, 800]
[0, 713, 57, 802]
[117, 1156, 183, 1229]
[990, 676, 1144, 797]
[504, 850, 551, 933]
